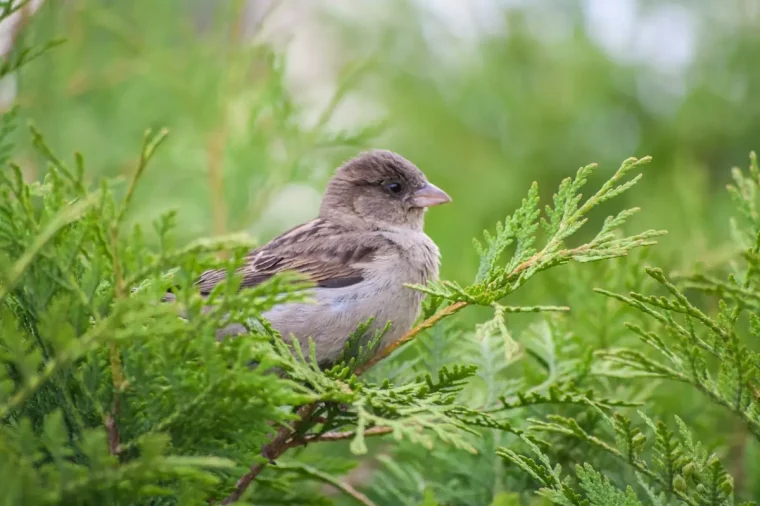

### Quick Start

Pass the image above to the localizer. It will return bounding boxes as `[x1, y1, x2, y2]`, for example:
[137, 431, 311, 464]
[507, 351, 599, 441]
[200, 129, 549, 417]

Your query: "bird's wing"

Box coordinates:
[194, 219, 380, 295]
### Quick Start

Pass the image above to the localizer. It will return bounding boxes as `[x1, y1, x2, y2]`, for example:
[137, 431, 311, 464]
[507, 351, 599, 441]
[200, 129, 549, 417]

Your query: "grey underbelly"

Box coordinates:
[261, 285, 422, 366]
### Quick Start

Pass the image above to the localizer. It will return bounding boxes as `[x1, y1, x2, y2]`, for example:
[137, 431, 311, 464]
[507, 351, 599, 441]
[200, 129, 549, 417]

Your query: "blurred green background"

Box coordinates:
[14, 0, 759, 282]
[7, 0, 760, 503]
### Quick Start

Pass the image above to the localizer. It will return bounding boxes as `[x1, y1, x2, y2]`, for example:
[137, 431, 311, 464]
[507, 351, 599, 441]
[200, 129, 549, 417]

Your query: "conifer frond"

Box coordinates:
[594, 157, 760, 441]
[6, 15, 759, 504]
[494, 383, 640, 413]
[506, 408, 742, 506]
[411, 157, 664, 310]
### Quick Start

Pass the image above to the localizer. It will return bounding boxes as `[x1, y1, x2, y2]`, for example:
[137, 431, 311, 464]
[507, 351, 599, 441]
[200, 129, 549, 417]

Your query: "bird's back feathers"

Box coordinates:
[194, 219, 384, 294]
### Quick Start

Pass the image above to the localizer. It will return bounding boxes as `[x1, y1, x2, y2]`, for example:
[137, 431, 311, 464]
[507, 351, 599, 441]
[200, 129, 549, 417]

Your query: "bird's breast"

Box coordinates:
[379, 230, 440, 284]
[262, 231, 441, 366]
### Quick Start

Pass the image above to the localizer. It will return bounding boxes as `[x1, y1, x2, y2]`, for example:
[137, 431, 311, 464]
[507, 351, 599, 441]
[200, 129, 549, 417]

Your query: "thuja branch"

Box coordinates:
[222, 404, 318, 505]
[0, 191, 99, 303]
[222, 247, 640, 503]
[224, 308, 459, 504]
[107, 128, 168, 455]
[355, 301, 467, 374]
[272, 462, 378, 506]
[223, 156, 662, 503]
[358, 241, 648, 374]
[284, 426, 394, 450]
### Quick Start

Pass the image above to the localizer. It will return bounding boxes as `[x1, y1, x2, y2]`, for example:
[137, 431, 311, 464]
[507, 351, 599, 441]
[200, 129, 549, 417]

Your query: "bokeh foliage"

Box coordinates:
[4, 0, 760, 505]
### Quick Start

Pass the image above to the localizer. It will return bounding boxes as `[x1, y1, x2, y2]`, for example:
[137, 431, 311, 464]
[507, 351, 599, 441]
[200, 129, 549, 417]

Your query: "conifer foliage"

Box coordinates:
[0, 116, 663, 504]
[1, 5, 757, 505]
[496, 153, 760, 506]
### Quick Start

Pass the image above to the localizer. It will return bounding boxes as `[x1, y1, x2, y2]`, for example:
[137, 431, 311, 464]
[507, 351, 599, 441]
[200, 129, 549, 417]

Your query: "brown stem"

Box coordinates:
[272, 462, 378, 506]
[222, 404, 317, 505]
[355, 301, 468, 375]
[325, 478, 376, 506]
[284, 426, 393, 450]
[105, 397, 121, 455]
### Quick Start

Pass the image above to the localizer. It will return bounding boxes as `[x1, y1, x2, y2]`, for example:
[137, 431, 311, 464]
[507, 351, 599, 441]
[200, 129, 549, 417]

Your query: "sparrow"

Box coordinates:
[183, 150, 451, 368]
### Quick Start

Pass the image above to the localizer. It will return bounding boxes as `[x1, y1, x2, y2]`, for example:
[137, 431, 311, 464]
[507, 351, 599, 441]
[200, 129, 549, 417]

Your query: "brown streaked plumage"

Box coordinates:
[186, 149, 451, 368]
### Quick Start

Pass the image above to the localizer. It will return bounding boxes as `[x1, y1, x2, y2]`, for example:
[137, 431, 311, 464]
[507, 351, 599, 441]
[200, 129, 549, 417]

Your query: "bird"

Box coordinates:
[179, 150, 451, 368]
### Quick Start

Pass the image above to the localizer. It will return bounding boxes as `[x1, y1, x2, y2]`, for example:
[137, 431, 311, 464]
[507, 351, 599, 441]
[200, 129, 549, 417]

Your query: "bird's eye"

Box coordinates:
[385, 181, 403, 195]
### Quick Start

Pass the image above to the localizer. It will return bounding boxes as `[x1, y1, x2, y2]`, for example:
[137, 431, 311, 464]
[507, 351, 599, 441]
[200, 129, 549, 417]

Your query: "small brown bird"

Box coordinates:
[190, 150, 450, 367]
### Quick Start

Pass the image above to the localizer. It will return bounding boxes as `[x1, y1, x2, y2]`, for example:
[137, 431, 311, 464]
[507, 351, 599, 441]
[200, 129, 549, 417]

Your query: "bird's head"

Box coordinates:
[319, 150, 451, 231]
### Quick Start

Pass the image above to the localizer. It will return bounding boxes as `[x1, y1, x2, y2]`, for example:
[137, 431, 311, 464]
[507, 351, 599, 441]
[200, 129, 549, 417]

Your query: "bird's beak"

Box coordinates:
[411, 182, 452, 208]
